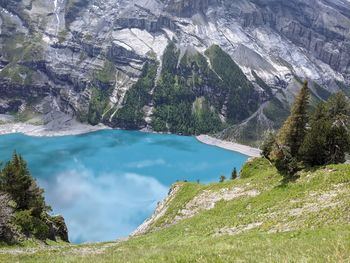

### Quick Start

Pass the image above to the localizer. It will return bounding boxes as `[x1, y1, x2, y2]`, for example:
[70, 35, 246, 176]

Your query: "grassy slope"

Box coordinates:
[1, 158, 349, 262]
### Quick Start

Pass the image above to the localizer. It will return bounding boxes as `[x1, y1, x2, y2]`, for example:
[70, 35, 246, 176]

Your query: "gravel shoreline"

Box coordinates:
[196, 135, 261, 157]
[0, 122, 109, 137]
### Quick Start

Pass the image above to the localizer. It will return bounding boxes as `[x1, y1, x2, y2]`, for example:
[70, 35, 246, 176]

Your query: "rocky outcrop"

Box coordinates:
[233, 0, 350, 75]
[173, 187, 260, 222]
[164, 0, 212, 17]
[64, 0, 90, 26]
[132, 183, 260, 236]
[115, 14, 178, 33]
[0, 193, 17, 244]
[0, 80, 51, 99]
[47, 215, 69, 242]
[0, 100, 22, 114]
[132, 184, 181, 236]
[0, 192, 69, 244]
[106, 43, 146, 68]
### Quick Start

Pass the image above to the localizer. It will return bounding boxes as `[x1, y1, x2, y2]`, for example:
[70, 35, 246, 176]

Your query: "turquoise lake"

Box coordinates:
[0, 130, 248, 243]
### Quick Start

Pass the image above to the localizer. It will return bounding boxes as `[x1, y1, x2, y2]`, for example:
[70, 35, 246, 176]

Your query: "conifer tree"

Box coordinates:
[0, 151, 49, 216]
[299, 103, 331, 165]
[231, 168, 238, 180]
[1, 152, 32, 209]
[274, 81, 310, 157]
[270, 81, 310, 175]
[324, 92, 350, 164]
[300, 92, 350, 165]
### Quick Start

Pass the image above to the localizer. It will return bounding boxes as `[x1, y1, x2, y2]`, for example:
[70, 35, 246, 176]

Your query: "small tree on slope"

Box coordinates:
[231, 168, 238, 180]
[271, 81, 310, 175]
[299, 103, 331, 166]
[325, 92, 350, 164]
[0, 151, 49, 217]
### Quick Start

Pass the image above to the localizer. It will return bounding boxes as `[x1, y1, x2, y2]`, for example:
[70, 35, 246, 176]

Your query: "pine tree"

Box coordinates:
[300, 92, 350, 165]
[270, 81, 310, 175]
[324, 92, 350, 164]
[326, 91, 349, 118]
[299, 103, 331, 165]
[1, 151, 32, 210]
[0, 151, 49, 216]
[274, 81, 310, 157]
[231, 168, 238, 180]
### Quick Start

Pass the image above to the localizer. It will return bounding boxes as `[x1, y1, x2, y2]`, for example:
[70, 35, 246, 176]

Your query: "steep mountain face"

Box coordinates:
[0, 0, 349, 144]
[164, 0, 212, 16]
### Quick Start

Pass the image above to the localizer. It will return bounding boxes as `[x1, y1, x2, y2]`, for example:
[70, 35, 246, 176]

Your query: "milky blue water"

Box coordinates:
[0, 130, 248, 243]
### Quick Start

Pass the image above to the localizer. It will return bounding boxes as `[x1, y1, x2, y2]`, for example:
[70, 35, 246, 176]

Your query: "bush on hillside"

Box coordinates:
[260, 131, 276, 159]
[231, 168, 238, 180]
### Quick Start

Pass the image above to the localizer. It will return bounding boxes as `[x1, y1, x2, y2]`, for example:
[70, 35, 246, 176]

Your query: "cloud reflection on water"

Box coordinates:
[40, 165, 168, 243]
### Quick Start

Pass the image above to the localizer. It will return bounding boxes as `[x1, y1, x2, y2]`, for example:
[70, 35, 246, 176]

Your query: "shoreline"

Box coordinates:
[0, 122, 109, 137]
[196, 135, 261, 157]
[0, 122, 261, 157]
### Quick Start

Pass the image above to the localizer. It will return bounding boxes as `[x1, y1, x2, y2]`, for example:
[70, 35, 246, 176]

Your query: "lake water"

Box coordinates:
[0, 130, 248, 243]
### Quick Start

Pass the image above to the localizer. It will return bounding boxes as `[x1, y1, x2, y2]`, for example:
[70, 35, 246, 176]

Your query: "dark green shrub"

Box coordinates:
[260, 131, 276, 159]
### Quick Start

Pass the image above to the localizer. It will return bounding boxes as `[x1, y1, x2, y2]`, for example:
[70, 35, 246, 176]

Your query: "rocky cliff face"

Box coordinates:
[236, 0, 350, 75]
[0, 0, 349, 144]
[164, 0, 212, 17]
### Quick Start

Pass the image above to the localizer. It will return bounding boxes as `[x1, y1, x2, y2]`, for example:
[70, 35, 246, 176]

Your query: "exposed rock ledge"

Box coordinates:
[132, 184, 260, 236]
[131, 184, 182, 236]
[174, 187, 260, 223]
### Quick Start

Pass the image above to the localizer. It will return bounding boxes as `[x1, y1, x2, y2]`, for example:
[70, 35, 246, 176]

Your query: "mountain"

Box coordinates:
[1, 0, 349, 144]
[1, 158, 349, 261]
